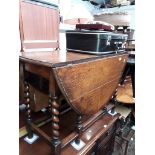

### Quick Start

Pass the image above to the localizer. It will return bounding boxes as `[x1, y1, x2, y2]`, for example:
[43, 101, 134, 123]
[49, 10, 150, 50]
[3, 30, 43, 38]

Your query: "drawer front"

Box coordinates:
[85, 144, 96, 155]
[97, 135, 115, 155]
[96, 125, 116, 155]
[98, 124, 116, 144]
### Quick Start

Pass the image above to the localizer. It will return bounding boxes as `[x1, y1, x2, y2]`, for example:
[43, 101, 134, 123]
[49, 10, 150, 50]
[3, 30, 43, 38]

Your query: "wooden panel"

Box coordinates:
[29, 84, 49, 112]
[54, 55, 128, 101]
[19, 51, 97, 67]
[20, 0, 59, 51]
[97, 135, 115, 155]
[19, 62, 25, 103]
[53, 54, 128, 115]
[71, 78, 120, 114]
[25, 63, 50, 79]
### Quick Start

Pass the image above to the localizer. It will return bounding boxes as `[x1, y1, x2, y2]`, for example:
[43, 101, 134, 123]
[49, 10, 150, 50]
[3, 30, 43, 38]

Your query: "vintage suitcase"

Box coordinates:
[66, 30, 128, 55]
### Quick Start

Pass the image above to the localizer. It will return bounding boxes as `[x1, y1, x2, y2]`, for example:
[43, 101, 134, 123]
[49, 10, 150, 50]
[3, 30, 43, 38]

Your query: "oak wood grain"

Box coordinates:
[53, 55, 128, 115]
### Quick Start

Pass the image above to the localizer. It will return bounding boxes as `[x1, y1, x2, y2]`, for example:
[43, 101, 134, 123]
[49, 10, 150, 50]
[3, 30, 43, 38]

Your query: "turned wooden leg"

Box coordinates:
[112, 88, 118, 104]
[75, 114, 83, 144]
[47, 94, 52, 117]
[120, 65, 130, 85]
[51, 96, 61, 155]
[131, 65, 135, 98]
[111, 89, 118, 113]
[24, 81, 33, 139]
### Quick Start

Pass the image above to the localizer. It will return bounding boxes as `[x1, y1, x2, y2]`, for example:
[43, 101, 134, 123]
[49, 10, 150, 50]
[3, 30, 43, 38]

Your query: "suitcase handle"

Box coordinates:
[114, 42, 120, 50]
[114, 41, 124, 50]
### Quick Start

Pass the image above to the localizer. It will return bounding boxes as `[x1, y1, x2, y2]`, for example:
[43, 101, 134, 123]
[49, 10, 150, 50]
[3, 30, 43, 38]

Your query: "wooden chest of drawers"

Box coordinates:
[62, 113, 119, 155]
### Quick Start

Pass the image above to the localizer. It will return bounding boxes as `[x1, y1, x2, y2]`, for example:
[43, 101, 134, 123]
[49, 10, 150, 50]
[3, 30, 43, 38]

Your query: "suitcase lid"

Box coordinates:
[66, 30, 128, 40]
[76, 24, 114, 31]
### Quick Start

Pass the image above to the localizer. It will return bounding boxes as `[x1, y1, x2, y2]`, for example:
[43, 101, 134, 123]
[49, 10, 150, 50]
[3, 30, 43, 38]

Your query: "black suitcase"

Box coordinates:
[66, 30, 128, 55]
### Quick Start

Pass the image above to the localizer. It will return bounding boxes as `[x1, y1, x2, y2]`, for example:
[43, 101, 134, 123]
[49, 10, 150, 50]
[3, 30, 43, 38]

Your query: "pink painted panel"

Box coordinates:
[20, 0, 59, 51]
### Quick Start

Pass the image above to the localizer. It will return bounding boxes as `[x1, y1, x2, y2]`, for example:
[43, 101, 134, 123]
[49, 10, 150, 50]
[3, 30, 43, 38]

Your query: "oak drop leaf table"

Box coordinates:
[19, 50, 128, 155]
